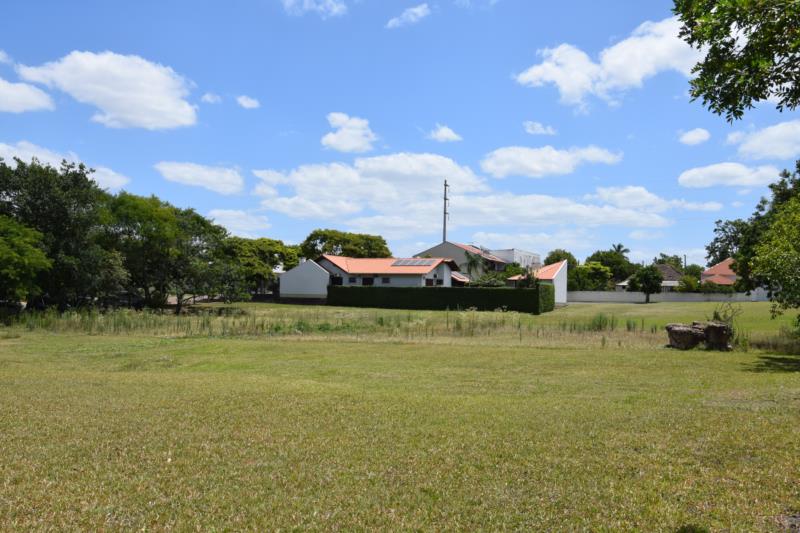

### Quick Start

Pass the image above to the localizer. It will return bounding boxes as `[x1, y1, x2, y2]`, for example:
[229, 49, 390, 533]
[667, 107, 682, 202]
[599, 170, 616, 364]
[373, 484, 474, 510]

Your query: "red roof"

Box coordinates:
[703, 258, 736, 277]
[535, 260, 567, 281]
[451, 271, 470, 283]
[702, 274, 735, 286]
[452, 242, 506, 263]
[320, 255, 457, 275]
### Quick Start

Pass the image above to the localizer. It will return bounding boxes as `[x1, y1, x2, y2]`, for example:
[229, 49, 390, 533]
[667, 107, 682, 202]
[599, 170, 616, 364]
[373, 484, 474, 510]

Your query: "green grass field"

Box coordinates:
[1, 302, 799, 530]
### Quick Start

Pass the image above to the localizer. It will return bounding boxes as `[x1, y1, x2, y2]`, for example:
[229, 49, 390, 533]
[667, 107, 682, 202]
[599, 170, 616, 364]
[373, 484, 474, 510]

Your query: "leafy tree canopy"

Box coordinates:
[544, 249, 578, 269]
[573, 261, 613, 291]
[300, 229, 391, 259]
[753, 196, 800, 322]
[585, 249, 637, 282]
[674, 0, 800, 121]
[0, 216, 51, 302]
[627, 265, 664, 303]
[706, 162, 800, 291]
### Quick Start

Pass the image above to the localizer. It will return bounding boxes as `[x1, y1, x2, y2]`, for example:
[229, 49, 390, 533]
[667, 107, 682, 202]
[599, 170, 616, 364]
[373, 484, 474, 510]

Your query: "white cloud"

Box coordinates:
[18, 51, 196, 129]
[679, 127, 710, 145]
[254, 152, 487, 225]
[516, 17, 700, 108]
[321, 112, 377, 153]
[727, 120, 800, 160]
[589, 185, 722, 212]
[481, 145, 621, 178]
[428, 124, 462, 142]
[0, 77, 55, 113]
[236, 95, 260, 109]
[201, 92, 221, 104]
[0, 50, 11, 64]
[0, 140, 129, 190]
[208, 209, 270, 238]
[678, 162, 779, 188]
[386, 4, 431, 29]
[281, 0, 347, 17]
[155, 162, 244, 195]
[523, 121, 556, 136]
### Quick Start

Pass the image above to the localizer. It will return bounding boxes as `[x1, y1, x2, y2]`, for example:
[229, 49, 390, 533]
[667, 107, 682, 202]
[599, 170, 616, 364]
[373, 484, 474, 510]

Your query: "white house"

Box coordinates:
[279, 255, 460, 300]
[278, 260, 331, 300]
[507, 260, 568, 305]
[489, 248, 542, 270]
[415, 241, 507, 279]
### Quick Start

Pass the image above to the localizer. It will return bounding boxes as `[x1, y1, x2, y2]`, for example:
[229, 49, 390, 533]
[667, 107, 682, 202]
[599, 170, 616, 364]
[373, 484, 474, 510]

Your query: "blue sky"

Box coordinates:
[2, 0, 798, 265]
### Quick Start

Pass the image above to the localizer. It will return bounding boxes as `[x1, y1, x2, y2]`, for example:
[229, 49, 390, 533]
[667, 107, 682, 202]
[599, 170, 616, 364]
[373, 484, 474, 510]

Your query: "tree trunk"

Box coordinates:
[645, 292, 651, 304]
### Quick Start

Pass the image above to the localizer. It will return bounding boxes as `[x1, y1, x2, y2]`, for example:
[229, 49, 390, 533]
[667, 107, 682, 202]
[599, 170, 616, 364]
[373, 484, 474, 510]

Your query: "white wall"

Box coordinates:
[279, 261, 330, 299]
[568, 288, 769, 303]
[551, 262, 568, 304]
[490, 249, 541, 269]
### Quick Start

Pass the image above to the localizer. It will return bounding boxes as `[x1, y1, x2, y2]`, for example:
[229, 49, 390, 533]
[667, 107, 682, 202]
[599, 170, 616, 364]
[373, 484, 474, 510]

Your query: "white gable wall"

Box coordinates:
[279, 260, 330, 299]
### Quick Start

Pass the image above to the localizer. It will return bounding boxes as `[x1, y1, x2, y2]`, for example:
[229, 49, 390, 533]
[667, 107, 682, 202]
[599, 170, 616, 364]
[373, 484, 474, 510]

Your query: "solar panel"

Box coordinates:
[392, 258, 436, 266]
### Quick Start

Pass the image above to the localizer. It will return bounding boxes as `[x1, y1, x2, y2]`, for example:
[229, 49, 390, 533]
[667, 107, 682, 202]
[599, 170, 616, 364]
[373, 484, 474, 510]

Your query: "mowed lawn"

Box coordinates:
[1, 303, 799, 530]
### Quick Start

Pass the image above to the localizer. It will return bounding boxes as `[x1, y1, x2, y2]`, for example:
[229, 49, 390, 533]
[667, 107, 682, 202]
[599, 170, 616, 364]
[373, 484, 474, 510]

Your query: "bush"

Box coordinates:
[700, 281, 735, 294]
[327, 285, 555, 314]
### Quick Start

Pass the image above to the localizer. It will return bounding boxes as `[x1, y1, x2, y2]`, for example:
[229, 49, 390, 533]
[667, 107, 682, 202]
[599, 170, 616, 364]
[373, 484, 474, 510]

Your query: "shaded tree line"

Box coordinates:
[0, 159, 389, 312]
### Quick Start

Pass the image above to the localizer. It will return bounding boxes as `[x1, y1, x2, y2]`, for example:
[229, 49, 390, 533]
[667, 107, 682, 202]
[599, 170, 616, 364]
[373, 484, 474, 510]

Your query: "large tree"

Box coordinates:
[654, 253, 684, 273]
[627, 265, 664, 304]
[752, 197, 800, 323]
[674, 0, 800, 121]
[300, 229, 391, 259]
[0, 159, 124, 308]
[585, 249, 637, 282]
[706, 162, 800, 291]
[0, 216, 51, 303]
[573, 261, 613, 291]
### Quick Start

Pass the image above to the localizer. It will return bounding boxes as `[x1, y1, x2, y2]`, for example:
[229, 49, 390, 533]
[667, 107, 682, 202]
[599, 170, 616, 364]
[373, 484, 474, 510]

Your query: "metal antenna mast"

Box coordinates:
[442, 179, 450, 243]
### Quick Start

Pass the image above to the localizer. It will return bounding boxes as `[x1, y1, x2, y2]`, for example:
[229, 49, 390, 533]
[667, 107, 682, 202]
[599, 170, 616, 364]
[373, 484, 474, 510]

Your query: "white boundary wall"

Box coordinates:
[568, 288, 769, 303]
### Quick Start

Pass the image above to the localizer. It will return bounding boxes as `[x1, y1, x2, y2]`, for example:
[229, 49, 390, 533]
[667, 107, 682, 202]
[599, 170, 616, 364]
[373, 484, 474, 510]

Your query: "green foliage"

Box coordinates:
[677, 275, 699, 293]
[544, 249, 578, 269]
[328, 285, 554, 314]
[0, 216, 51, 302]
[699, 281, 735, 294]
[585, 250, 637, 282]
[300, 229, 391, 259]
[0, 159, 117, 308]
[654, 253, 684, 273]
[706, 162, 800, 290]
[627, 265, 664, 303]
[674, 0, 800, 121]
[753, 197, 800, 319]
[573, 261, 613, 291]
[683, 264, 703, 279]
[471, 272, 507, 287]
[538, 283, 555, 313]
[503, 262, 526, 278]
[219, 237, 296, 295]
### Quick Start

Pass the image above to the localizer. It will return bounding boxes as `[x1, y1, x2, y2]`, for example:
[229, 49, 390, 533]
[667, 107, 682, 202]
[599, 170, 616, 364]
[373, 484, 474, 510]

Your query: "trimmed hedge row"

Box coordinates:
[327, 284, 555, 314]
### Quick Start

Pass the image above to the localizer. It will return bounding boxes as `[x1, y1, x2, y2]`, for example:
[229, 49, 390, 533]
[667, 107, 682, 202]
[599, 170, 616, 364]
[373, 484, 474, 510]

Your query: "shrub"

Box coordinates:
[327, 285, 554, 314]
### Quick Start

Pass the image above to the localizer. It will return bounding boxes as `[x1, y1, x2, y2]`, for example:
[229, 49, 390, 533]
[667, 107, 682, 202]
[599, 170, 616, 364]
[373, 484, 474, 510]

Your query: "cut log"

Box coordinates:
[665, 323, 705, 350]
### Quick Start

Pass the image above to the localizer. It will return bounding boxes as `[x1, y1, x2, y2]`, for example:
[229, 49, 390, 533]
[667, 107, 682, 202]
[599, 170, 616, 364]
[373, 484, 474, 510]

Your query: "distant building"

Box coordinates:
[279, 255, 460, 300]
[415, 241, 507, 280]
[488, 248, 542, 270]
[507, 260, 568, 304]
[701, 258, 737, 286]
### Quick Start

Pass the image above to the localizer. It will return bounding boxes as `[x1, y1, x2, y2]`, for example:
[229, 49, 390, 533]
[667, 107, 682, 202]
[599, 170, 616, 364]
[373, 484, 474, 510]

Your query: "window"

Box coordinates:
[382, 277, 391, 284]
[436, 279, 444, 286]
[362, 277, 374, 286]
[348, 277, 357, 284]
[331, 276, 343, 286]
[425, 279, 434, 287]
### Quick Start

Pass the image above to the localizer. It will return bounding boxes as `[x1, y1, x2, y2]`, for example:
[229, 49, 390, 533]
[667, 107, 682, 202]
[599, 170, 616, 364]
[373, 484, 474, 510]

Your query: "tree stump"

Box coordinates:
[665, 323, 706, 350]
[703, 321, 732, 351]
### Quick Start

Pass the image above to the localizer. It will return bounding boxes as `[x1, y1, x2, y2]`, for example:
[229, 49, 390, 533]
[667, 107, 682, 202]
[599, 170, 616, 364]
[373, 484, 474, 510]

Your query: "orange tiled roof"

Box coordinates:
[703, 258, 736, 277]
[321, 255, 457, 275]
[702, 274, 735, 286]
[535, 260, 567, 281]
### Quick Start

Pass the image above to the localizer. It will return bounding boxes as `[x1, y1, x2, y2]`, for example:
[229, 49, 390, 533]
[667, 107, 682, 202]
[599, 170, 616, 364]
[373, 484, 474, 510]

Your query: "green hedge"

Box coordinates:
[327, 285, 555, 314]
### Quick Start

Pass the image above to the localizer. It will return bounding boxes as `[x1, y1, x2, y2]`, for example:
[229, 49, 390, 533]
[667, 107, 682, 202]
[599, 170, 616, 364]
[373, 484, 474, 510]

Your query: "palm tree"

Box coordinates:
[464, 251, 483, 278]
[611, 243, 630, 256]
